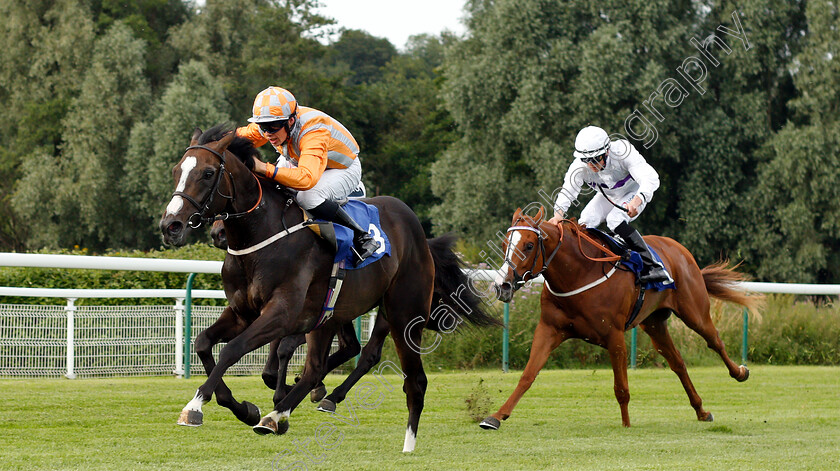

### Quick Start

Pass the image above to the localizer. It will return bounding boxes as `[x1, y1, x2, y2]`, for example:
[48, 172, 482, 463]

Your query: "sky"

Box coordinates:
[314, 0, 468, 49]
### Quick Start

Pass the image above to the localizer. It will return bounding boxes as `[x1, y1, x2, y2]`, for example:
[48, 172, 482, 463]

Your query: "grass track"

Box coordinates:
[1, 366, 838, 470]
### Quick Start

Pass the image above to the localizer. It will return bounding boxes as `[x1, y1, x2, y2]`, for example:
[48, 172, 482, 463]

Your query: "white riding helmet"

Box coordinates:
[573, 126, 610, 159]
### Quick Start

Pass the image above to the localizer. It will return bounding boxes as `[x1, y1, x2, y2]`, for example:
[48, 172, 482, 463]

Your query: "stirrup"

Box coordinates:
[639, 266, 673, 284]
[351, 238, 380, 264]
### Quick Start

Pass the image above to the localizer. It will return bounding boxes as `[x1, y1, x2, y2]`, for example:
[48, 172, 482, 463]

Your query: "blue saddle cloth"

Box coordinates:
[317, 200, 391, 270]
[587, 228, 676, 292]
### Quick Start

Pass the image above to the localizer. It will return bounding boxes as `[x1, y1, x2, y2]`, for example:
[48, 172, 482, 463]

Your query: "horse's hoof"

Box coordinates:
[738, 365, 750, 382]
[242, 401, 262, 426]
[317, 398, 336, 413]
[253, 415, 290, 435]
[253, 416, 277, 435]
[177, 409, 203, 427]
[479, 417, 501, 430]
[310, 384, 328, 403]
[702, 412, 714, 422]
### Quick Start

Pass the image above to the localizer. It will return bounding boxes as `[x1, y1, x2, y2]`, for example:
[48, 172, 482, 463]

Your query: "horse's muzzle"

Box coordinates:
[494, 282, 514, 303]
[160, 217, 187, 246]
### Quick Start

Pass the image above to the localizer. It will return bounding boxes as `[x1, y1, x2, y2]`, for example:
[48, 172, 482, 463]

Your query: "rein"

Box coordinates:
[567, 223, 622, 263]
[172, 144, 264, 228]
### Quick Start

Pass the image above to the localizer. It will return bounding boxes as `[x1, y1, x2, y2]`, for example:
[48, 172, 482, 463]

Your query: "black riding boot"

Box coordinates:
[309, 200, 380, 264]
[614, 221, 673, 284]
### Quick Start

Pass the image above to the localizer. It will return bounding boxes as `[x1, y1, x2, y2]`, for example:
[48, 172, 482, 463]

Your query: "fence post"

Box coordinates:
[174, 298, 185, 378]
[742, 307, 749, 366]
[630, 327, 637, 369]
[184, 273, 197, 379]
[503, 302, 510, 373]
[354, 316, 362, 367]
[65, 298, 77, 379]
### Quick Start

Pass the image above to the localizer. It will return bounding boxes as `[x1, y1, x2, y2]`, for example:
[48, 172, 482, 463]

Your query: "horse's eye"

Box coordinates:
[202, 169, 215, 180]
[525, 242, 535, 251]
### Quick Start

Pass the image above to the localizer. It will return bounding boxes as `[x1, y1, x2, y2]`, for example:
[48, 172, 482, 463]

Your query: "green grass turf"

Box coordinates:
[1, 366, 838, 470]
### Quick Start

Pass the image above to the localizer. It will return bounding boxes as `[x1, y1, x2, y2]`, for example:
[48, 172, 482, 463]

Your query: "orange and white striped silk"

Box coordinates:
[237, 106, 359, 190]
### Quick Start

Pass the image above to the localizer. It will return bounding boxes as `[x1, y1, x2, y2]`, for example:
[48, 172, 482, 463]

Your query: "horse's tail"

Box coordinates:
[426, 233, 503, 332]
[701, 260, 765, 315]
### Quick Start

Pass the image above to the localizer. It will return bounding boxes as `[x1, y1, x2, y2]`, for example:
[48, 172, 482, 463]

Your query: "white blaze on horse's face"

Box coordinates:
[165, 156, 197, 216]
[495, 230, 523, 285]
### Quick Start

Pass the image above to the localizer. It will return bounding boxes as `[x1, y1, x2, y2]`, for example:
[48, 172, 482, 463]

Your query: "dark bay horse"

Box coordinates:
[480, 206, 763, 430]
[159, 125, 498, 451]
[210, 219, 351, 404]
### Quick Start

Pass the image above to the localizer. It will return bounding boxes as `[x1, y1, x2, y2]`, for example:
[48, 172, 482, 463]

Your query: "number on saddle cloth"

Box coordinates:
[309, 200, 390, 270]
[586, 228, 675, 292]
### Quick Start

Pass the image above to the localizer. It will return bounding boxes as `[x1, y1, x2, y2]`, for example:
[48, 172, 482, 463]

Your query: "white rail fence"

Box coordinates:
[2, 254, 838, 378]
[0, 253, 372, 379]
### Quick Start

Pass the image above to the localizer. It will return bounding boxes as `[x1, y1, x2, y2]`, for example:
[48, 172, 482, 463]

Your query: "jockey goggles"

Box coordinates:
[581, 152, 607, 166]
[259, 121, 287, 134]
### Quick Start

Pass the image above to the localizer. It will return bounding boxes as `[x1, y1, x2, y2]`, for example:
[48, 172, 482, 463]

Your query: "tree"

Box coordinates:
[673, 0, 807, 265]
[434, 0, 697, 243]
[123, 60, 232, 248]
[12, 21, 151, 250]
[737, 0, 840, 282]
[357, 34, 455, 233]
[168, 0, 332, 122]
[327, 29, 397, 85]
[91, 0, 192, 92]
[0, 0, 97, 249]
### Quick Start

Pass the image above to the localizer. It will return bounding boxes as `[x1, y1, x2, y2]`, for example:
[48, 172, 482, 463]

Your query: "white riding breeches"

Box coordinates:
[294, 157, 363, 210]
[578, 190, 647, 232]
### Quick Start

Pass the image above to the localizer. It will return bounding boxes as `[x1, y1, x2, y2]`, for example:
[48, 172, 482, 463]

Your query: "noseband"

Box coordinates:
[172, 144, 263, 228]
[504, 221, 562, 288]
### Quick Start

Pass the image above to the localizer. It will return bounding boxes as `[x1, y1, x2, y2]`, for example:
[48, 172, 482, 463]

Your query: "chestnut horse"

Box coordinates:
[480, 206, 762, 430]
[159, 125, 498, 451]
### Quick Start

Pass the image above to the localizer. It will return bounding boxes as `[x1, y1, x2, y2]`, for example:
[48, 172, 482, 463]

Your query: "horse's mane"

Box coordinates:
[198, 123, 259, 171]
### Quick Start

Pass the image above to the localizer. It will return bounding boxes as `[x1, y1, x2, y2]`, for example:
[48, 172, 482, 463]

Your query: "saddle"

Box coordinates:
[585, 227, 675, 330]
[585, 228, 674, 290]
[303, 193, 365, 251]
[304, 199, 391, 330]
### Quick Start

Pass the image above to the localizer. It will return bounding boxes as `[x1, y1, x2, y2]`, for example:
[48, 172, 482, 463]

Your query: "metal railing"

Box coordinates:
[3, 254, 838, 377]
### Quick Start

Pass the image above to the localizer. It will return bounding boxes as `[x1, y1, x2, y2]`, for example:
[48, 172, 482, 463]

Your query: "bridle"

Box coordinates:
[171, 144, 264, 228]
[503, 218, 624, 295]
[504, 218, 562, 288]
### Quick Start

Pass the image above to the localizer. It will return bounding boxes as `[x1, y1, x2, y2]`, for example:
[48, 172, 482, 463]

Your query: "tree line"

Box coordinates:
[1, 0, 837, 283]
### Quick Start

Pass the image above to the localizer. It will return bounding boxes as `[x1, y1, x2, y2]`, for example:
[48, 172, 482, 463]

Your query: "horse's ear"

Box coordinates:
[190, 128, 202, 145]
[215, 131, 236, 151]
[535, 205, 546, 222]
[512, 207, 522, 222]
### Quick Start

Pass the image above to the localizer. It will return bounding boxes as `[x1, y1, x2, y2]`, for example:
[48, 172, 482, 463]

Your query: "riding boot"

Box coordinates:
[613, 221, 673, 284]
[309, 200, 380, 264]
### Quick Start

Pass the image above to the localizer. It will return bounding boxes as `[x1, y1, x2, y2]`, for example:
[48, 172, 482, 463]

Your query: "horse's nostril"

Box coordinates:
[167, 221, 183, 235]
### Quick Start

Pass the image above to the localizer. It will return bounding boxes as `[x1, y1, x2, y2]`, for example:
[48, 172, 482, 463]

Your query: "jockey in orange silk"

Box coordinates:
[237, 86, 379, 263]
